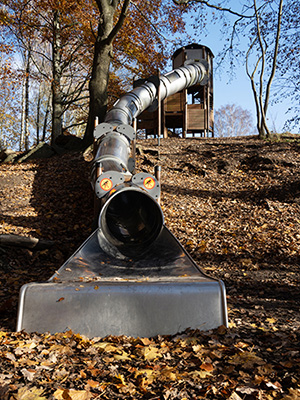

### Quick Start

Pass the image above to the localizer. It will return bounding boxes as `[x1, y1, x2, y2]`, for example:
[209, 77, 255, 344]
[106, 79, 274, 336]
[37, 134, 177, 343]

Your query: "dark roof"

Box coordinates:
[172, 43, 214, 59]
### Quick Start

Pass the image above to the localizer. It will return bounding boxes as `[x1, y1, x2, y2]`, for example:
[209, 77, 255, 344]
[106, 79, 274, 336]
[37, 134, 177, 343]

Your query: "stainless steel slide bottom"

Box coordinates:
[17, 227, 227, 338]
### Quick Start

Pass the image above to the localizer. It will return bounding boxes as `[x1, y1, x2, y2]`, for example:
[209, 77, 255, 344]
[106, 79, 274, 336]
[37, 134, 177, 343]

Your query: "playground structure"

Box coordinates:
[136, 44, 214, 138]
[17, 45, 227, 338]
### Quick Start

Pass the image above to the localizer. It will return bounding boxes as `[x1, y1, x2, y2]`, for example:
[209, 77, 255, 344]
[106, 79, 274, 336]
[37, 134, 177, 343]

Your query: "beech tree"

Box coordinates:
[1, 9, 33, 150]
[83, 0, 187, 146]
[214, 104, 255, 137]
[83, 0, 131, 146]
[1, 0, 187, 147]
[1, 0, 96, 145]
[245, 0, 283, 138]
[174, 0, 297, 138]
[0, 37, 21, 149]
[274, 1, 300, 130]
[20, 47, 30, 151]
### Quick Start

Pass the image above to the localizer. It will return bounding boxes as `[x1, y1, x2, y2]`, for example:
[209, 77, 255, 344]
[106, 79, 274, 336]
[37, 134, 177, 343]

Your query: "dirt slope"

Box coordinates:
[0, 136, 299, 399]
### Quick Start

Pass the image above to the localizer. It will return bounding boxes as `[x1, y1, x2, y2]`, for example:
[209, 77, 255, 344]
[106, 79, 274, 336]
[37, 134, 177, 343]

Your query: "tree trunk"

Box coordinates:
[20, 72, 26, 151]
[36, 85, 41, 144]
[263, 0, 283, 136]
[82, 0, 131, 147]
[83, 42, 112, 146]
[24, 49, 30, 150]
[42, 95, 51, 141]
[51, 10, 63, 145]
[20, 47, 30, 151]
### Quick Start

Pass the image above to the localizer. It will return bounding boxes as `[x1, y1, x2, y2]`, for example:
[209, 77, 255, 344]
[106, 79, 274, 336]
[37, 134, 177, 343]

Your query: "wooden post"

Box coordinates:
[183, 89, 187, 138]
[93, 117, 99, 158]
[157, 71, 161, 147]
[162, 99, 167, 139]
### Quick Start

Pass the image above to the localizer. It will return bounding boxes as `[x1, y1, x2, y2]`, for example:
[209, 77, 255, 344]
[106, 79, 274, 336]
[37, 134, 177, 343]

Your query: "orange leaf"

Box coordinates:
[56, 297, 65, 302]
[200, 363, 214, 372]
[87, 379, 99, 388]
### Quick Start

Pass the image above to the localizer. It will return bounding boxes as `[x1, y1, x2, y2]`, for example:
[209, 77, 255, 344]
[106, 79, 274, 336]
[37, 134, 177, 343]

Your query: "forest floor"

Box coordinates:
[0, 135, 300, 399]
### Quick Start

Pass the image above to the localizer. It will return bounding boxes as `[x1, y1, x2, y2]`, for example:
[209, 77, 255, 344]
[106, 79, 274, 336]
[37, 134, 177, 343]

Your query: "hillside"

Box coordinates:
[0, 136, 299, 399]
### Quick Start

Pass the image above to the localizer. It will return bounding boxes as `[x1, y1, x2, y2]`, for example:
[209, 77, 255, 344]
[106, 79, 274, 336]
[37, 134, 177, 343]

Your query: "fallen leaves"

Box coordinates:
[141, 345, 162, 361]
[56, 297, 65, 302]
[54, 388, 91, 400]
[228, 350, 265, 369]
[1, 138, 300, 398]
[21, 368, 36, 382]
[14, 386, 47, 400]
[0, 326, 299, 399]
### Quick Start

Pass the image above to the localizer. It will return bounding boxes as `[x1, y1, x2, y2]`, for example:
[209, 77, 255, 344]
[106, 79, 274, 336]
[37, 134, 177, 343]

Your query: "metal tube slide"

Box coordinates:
[104, 62, 206, 126]
[93, 60, 208, 258]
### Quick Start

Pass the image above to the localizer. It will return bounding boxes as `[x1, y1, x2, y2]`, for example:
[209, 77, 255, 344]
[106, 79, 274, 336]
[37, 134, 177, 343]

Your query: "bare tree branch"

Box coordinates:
[107, 0, 131, 44]
[173, 0, 253, 18]
[263, 0, 283, 116]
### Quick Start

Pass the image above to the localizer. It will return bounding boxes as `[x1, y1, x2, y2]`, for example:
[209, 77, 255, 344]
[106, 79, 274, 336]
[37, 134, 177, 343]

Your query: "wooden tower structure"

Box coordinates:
[136, 44, 214, 138]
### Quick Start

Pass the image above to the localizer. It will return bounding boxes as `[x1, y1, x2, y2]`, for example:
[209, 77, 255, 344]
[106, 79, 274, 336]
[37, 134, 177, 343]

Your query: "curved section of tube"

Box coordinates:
[104, 81, 158, 126]
[98, 187, 164, 258]
[104, 62, 206, 126]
